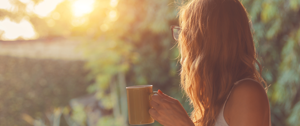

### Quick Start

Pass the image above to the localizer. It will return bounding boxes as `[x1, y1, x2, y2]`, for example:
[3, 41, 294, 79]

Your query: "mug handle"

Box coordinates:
[149, 91, 158, 106]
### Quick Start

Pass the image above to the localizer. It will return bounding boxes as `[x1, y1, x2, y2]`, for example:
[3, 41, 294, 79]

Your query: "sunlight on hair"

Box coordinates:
[72, 0, 95, 17]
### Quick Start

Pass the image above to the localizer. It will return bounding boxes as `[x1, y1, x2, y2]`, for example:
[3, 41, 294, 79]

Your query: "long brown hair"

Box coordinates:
[178, 0, 267, 125]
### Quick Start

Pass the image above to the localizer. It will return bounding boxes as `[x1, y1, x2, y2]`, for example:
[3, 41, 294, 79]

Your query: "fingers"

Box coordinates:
[151, 94, 167, 104]
[151, 91, 180, 111]
[150, 99, 160, 109]
[158, 92, 177, 103]
[149, 108, 160, 120]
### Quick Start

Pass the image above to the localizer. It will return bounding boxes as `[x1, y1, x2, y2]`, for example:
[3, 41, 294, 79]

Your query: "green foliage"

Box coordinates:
[0, 55, 89, 126]
[71, 104, 87, 125]
[97, 116, 125, 126]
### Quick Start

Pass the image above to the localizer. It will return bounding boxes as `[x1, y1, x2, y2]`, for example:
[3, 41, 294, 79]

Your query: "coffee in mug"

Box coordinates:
[126, 85, 157, 125]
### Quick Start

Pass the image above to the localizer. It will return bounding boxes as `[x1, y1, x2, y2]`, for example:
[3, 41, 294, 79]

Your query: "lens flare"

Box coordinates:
[72, 0, 95, 17]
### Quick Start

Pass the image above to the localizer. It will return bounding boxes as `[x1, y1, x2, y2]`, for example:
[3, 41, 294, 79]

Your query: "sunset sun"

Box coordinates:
[72, 0, 95, 17]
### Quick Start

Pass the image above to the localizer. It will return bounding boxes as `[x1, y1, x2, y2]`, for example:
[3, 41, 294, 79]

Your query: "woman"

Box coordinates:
[149, 0, 271, 126]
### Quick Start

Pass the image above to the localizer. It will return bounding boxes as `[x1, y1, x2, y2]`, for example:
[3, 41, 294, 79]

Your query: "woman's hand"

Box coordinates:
[149, 90, 195, 126]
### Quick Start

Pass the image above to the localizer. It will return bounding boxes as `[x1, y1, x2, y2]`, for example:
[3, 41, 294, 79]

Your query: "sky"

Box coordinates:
[0, 18, 36, 40]
[0, 0, 117, 41]
[0, 0, 64, 40]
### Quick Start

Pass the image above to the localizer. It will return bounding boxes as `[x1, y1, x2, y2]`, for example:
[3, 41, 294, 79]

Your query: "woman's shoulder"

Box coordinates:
[232, 79, 267, 99]
[224, 79, 270, 126]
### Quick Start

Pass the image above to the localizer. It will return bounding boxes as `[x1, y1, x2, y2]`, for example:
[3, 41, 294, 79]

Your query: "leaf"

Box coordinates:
[249, 0, 262, 21]
[287, 101, 300, 125]
[261, 3, 277, 23]
[290, 0, 299, 11]
[71, 104, 87, 125]
[101, 96, 114, 109]
[266, 19, 281, 40]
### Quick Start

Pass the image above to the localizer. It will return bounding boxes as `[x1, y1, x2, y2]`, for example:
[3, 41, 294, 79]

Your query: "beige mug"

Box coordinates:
[126, 85, 158, 125]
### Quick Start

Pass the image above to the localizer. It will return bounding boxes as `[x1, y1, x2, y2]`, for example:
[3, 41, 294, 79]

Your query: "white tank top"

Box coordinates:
[214, 78, 260, 126]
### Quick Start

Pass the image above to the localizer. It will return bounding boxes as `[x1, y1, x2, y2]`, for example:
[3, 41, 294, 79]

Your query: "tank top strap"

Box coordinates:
[222, 78, 260, 109]
[233, 78, 260, 85]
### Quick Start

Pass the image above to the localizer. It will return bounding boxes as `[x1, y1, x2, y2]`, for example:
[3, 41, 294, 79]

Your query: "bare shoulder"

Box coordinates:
[232, 80, 268, 101]
[225, 79, 270, 126]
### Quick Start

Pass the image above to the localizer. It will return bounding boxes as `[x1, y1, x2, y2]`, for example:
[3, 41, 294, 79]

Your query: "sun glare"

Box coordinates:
[0, 18, 36, 40]
[110, 0, 118, 7]
[109, 10, 117, 20]
[72, 0, 95, 17]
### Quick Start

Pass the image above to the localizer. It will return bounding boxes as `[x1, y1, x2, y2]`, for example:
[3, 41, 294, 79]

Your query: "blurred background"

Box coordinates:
[0, 0, 299, 126]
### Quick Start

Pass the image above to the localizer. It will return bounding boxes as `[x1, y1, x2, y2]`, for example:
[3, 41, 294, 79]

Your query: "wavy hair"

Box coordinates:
[178, 0, 267, 125]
